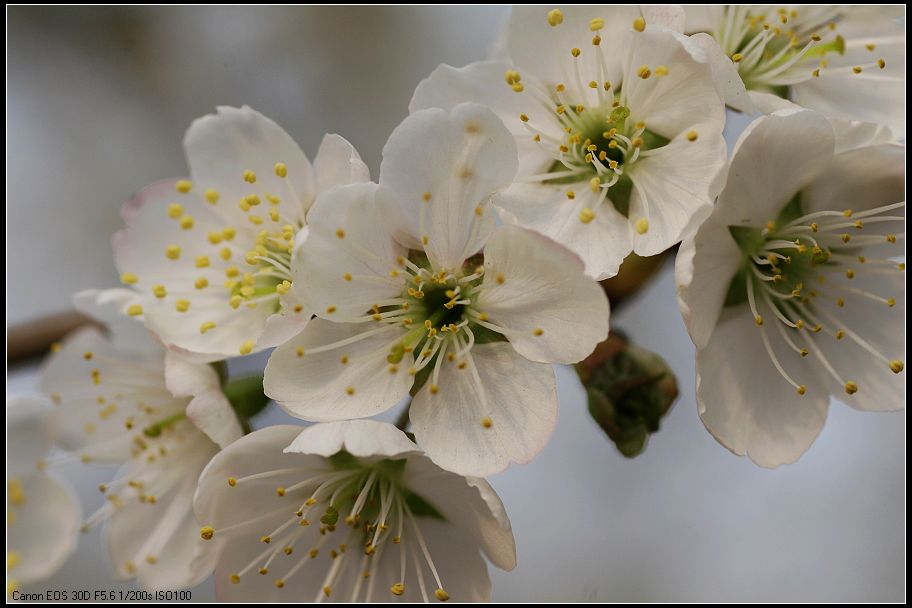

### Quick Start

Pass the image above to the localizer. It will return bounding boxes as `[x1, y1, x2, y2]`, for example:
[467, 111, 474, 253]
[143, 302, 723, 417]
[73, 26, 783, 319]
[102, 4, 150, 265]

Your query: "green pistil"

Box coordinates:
[142, 412, 187, 438]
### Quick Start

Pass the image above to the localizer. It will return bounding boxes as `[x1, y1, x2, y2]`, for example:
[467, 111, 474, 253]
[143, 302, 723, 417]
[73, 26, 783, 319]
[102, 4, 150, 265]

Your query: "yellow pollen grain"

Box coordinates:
[175, 180, 192, 193]
[345, 386, 355, 396]
[754, 315, 764, 326]
[547, 8, 563, 27]
[886, 298, 896, 307]
[205, 189, 219, 204]
[852, 66, 862, 74]
[633, 16, 646, 31]
[165, 245, 181, 260]
[579, 208, 596, 224]
[273, 162, 288, 178]
[571, 47, 581, 58]
[533, 328, 544, 336]
[797, 385, 807, 395]
[889, 360, 904, 374]
[199, 321, 216, 335]
[512, 83, 524, 92]
[654, 65, 669, 77]
[229, 574, 240, 584]
[127, 304, 143, 317]
[276, 487, 286, 497]
[844, 381, 858, 395]
[732, 53, 744, 63]
[638, 64, 652, 78]
[120, 272, 138, 285]
[243, 169, 257, 184]
[195, 255, 210, 268]
[167, 202, 183, 218]
[176, 299, 190, 311]
[436, 589, 451, 602]
[877, 58, 886, 69]
[391, 583, 405, 596]
[200, 526, 214, 540]
[195, 277, 209, 289]
[481, 417, 493, 429]
[589, 17, 604, 31]
[336, 228, 345, 239]
[686, 131, 699, 142]
[326, 306, 337, 314]
[240, 341, 254, 355]
[180, 215, 194, 230]
[635, 218, 649, 234]
[227, 477, 237, 487]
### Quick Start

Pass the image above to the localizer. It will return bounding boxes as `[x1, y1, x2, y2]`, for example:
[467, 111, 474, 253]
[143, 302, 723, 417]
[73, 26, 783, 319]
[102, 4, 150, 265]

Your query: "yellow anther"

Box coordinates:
[175, 180, 192, 193]
[638, 65, 651, 79]
[579, 208, 596, 224]
[796, 320, 805, 329]
[841, 233, 851, 243]
[533, 328, 544, 336]
[229, 574, 240, 584]
[165, 245, 181, 260]
[566, 191, 575, 200]
[845, 269, 855, 279]
[836, 297, 845, 308]
[391, 583, 405, 596]
[248, 214, 263, 225]
[635, 218, 649, 234]
[571, 47, 581, 58]
[180, 215, 194, 230]
[258, 567, 268, 575]
[511, 82, 524, 92]
[193, 255, 209, 268]
[435, 589, 451, 602]
[146, 555, 157, 564]
[326, 306, 337, 314]
[323, 586, 331, 597]
[886, 234, 897, 243]
[127, 304, 143, 317]
[799, 348, 809, 357]
[481, 417, 493, 429]
[592, 35, 601, 45]
[632, 137, 643, 148]
[886, 298, 896, 307]
[812, 69, 820, 78]
[200, 526, 214, 540]
[309, 548, 319, 558]
[654, 65, 669, 77]
[276, 486, 286, 497]
[844, 381, 858, 395]
[336, 228, 346, 239]
[242, 169, 257, 184]
[852, 66, 862, 74]
[889, 360, 904, 374]
[877, 58, 886, 69]
[797, 385, 807, 395]
[754, 315, 764, 326]
[222, 227, 236, 240]
[589, 17, 604, 31]
[260, 536, 272, 544]
[118, 272, 140, 287]
[229, 295, 243, 309]
[732, 53, 744, 63]
[633, 16, 646, 31]
[240, 340, 254, 355]
[167, 202, 183, 218]
[150, 284, 166, 299]
[204, 189, 219, 205]
[686, 130, 699, 142]
[199, 321, 216, 335]
[504, 69, 521, 85]
[546, 8, 563, 26]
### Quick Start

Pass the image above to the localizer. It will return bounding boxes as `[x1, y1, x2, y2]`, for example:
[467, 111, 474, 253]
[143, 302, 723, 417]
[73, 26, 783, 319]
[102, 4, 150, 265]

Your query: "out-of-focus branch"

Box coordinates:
[7, 311, 98, 363]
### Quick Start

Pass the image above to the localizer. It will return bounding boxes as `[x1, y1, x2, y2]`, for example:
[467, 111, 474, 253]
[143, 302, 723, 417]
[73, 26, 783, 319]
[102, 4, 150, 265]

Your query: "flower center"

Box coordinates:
[711, 6, 886, 92]
[207, 455, 452, 602]
[504, 10, 681, 231]
[726, 193, 905, 395]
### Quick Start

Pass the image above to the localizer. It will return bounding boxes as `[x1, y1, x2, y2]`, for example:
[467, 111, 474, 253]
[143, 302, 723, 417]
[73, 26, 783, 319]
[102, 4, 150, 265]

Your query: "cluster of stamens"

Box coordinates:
[736, 200, 905, 396]
[504, 10, 701, 232]
[713, 6, 887, 90]
[121, 163, 306, 355]
[202, 461, 452, 602]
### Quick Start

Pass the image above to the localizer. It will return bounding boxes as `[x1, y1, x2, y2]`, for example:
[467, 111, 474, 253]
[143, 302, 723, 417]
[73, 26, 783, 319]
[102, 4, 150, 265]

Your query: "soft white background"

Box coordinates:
[7, 6, 905, 602]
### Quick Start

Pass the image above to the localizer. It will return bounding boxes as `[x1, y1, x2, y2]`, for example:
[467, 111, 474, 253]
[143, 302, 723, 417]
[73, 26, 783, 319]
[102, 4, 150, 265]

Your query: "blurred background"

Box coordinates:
[7, 6, 905, 602]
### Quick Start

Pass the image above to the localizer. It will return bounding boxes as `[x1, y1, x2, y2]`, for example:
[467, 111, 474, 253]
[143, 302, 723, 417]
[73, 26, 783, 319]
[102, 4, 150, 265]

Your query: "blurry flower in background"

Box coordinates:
[6, 396, 81, 595]
[37, 289, 243, 590]
[195, 421, 516, 602]
[265, 103, 609, 476]
[411, 5, 727, 279]
[677, 108, 905, 467]
[686, 6, 905, 135]
[112, 106, 369, 359]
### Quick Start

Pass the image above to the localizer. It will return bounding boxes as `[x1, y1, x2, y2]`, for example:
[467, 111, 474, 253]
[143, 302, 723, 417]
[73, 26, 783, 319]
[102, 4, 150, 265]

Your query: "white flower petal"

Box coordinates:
[493, 181, 634, 280]
[792, 21, 905, 137]
[508, 6, 640, 89]
[295, 183, 407, 322]
[477, 225, 609, 363]
[718, 109, 834, 226]
[184, 105, 315, 222]
[7, 395, 56, 476]
[312, 134, 370, 197]
[403, 456, 516, 571]
[7, 474, 81, 585]
[675, 209, 741, 350]
[265, 319, 412, 422]
[194, 425, 325, 536]
[39, 327, 181, 463]
[285, 420, 418, 459]
[106, 473, 219, 591]
[73, 288, 156, 353]
[805, 143, 905, 215]
[697, 307, 830, 468]
[623, 27, 724, 137]
[628, 122, 727, 256]
[379, 104, 517, 270]
[688, 32, 755, 113]
[410, 342, 557, 476]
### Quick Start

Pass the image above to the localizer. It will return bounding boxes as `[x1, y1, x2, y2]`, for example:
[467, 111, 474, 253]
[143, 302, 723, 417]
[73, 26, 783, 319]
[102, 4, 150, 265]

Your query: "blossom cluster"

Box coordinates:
[8, 6, 904, 602]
